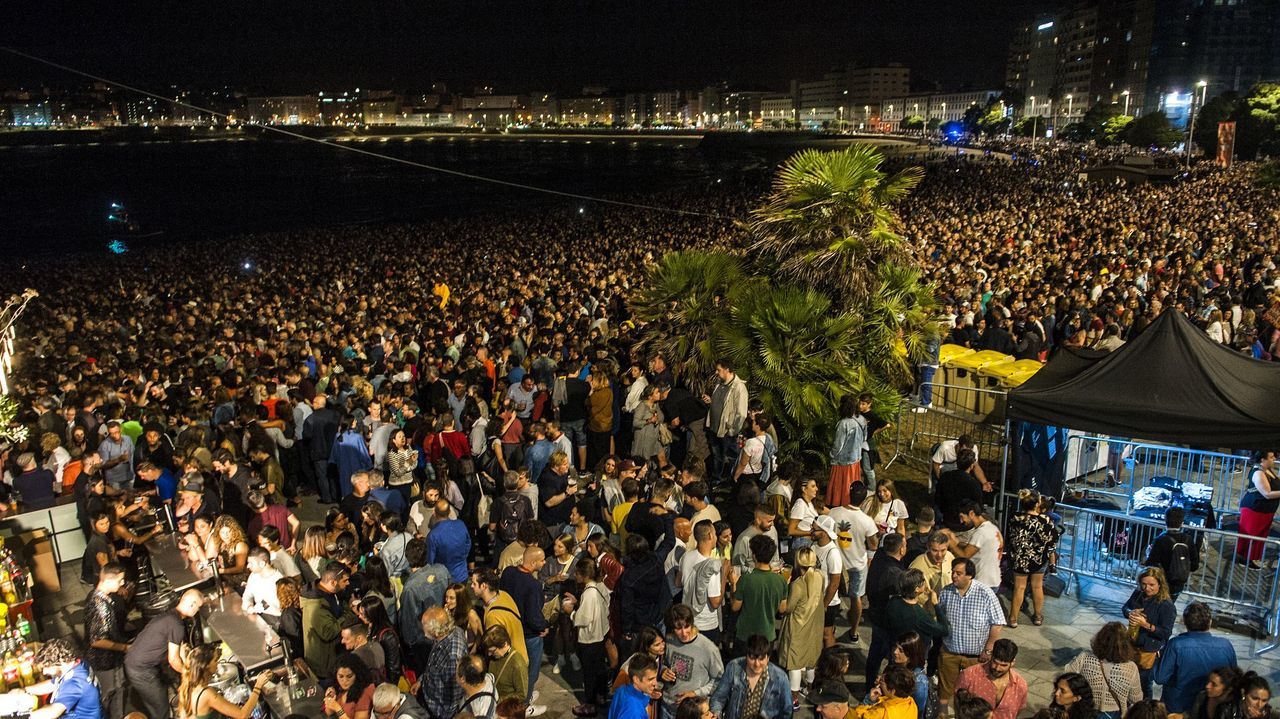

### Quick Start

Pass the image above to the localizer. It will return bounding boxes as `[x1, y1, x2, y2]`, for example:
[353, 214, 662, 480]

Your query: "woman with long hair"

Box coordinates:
[787, 478, 821, 555]
[361, 555, 397, 623]
[1066, 622, 1142, 719]
[778, 546, 824, 704]
[326, 506, 357, 547]
[861, 480, 909, 536]
[827, 393, 865, 508]
[565, 556, 612, 718]
[1232, 673, 1276, 719]
[612, 626, 665, 719]
[584, 532, 625, 668]
[299, 524, 330, 583]
[1184, 666, 1244, 719]
[356, 593, 403, 686]
[177, 643, 271, 719]
[385, 428, 419, 506]
[211, 515, 251, 584]
[323, 653, 376, 719]
[892, 632, 933, 719]
[1053, 673, 1100, 719]
[277, 577, 304, 666]
[1237, 450, 1280, 569]
[1121, 568, 1175, 699]
[444, 581, 485, 649]
[1006, 489, 1058, 627]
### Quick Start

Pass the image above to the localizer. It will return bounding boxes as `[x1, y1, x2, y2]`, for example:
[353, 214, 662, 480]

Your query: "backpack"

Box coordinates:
[494, 494, 527, 544]
[1166, 531, 1193, 584]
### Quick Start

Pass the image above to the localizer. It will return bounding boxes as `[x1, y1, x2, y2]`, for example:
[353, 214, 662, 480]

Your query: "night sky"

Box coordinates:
[5, 1, 1038, 93]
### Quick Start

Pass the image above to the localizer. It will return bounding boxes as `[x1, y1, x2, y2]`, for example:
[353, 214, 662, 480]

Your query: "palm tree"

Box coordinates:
[629, 250, 745, 393]
[744, 143, 924, 310]
[715, 282, 897, 458]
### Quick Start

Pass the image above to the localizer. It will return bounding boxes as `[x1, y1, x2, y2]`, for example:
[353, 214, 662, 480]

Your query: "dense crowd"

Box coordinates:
[0, 147, 1276, 719]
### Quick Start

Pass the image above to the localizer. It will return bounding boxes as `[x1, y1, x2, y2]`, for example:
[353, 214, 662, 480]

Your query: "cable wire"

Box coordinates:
[0, 46, 732, 220]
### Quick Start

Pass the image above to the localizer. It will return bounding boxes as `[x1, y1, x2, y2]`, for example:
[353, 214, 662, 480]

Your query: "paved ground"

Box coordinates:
[37, 496, 1280, 718]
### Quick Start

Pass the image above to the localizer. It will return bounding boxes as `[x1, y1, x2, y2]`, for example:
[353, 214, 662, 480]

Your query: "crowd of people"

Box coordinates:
[0, 144, 1276, 719]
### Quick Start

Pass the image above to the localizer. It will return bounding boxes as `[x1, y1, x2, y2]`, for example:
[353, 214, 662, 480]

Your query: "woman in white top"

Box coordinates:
[564, 556, 612, 718]
[788, 478, 820, 553]
[1065, 621, 1143, 719]
[1206, 309, 1227, 344]
[40, 433, 71, 489]
[861, 480, 909, 536]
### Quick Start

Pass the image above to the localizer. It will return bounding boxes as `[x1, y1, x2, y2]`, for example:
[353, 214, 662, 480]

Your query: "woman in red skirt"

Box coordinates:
[1237, 450, 1280, 569]
[826, 394, 866, 507]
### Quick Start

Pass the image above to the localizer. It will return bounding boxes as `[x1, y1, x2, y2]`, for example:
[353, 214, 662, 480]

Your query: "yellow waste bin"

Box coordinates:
[945, 350, 1013, 415]
[977, 359, 1043, 421]
[934, 344, 974, 408]
[993, 364, 1044, 423]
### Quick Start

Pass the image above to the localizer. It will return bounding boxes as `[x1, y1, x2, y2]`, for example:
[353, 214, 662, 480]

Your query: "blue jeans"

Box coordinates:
[865, 625, 894, 690]
[560, 420, 587, 449]
[710, 433, 740, 484]
[526, 634, 544, 702]
[919, 365, 938, 406]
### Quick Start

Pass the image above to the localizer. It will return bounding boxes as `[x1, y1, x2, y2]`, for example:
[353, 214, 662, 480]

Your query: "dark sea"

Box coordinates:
[0, 134, 778, 259]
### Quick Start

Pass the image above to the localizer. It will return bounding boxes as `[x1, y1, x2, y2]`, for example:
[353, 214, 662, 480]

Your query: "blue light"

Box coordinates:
[107, 240, 129, 254]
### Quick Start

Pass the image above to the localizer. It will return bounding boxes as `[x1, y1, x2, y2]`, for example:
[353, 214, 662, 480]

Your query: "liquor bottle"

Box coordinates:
[16, 616, 29, 640]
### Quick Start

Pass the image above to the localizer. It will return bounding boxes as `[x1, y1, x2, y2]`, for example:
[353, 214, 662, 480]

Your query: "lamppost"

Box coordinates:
[1187, 79, 1208, 167]
[1029, 96, 1037, 145]
[864, 104, 870, 131]
[1066, 94, 1073, 126]
[1121, 89, 1131, 117]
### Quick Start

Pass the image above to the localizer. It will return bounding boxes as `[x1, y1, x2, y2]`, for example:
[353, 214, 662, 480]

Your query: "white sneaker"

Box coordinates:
[531, 691, 540, 703]
[527, 705, 548, 717]
[552, 657, 563, 674]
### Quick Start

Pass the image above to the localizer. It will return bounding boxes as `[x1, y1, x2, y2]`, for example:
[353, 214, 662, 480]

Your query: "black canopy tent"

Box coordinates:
[1008, 309, 1280, 451]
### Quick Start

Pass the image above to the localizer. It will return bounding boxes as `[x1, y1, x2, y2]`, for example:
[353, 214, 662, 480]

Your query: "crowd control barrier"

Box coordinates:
[1055, 500, 1280, 655]
[1061, 434, 1253, 517]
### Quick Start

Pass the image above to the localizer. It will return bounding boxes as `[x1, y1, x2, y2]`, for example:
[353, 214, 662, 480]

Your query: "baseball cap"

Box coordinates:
[812, 515, 839, 542]
[810, 680, 851, 706]
[179, 475, 205, 494]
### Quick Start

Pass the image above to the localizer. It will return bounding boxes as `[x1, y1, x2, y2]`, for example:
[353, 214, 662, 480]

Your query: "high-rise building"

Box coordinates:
[247, 95, 320, 125]
[1010, 0, 1279, 123]
[796, 64, 909, 127]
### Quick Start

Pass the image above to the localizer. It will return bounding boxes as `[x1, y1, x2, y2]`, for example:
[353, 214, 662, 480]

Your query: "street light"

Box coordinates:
[1121, 89, 1131, 117]
[1066, 94, 1073, 122]
[1187, 80, 1209, 167]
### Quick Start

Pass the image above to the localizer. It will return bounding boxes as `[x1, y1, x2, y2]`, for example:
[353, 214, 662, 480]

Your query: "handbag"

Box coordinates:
[1135, 650, 1158, 670]
[657, 423, 674, 445]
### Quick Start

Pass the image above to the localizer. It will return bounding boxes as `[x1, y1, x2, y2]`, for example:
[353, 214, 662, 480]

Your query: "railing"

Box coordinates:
[920, 380, 1011, 425]
[885, 390, 1006, 473]
[1055, 500, 1280, 655]
[1061, 434, 1252, 517]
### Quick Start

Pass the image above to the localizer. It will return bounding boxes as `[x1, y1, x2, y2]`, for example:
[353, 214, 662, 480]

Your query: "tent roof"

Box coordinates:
[1008, 310, 1280, 449]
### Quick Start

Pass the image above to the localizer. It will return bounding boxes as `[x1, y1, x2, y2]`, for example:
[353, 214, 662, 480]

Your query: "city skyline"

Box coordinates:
[4, 1, 1037, 92]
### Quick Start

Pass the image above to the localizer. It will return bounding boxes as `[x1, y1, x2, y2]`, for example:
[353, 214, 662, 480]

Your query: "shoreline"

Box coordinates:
[0, 125, 924, 150]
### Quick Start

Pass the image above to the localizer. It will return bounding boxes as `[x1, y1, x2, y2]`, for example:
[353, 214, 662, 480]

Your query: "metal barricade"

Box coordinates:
[885, 394, 1005, 472]
[1056, 501, 1280, 654]
[1062, 434, 1252, 517]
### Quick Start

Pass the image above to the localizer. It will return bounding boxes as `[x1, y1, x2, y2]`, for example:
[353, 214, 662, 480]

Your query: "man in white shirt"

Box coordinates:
[665, 517, 693, 598]
[680, 520, 726, 645]
[241, 547, 283, 621]
[811, 515, 844, 647]
[684, 481, 721, 548]
[931, 435, 988, 492]
[944, 500, 1002, 589]
[826, 483, 879, 641]
[732, 505, 779, 576]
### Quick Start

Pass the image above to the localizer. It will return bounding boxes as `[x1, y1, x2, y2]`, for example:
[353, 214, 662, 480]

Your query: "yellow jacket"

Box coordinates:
[853, 695, 917, 719]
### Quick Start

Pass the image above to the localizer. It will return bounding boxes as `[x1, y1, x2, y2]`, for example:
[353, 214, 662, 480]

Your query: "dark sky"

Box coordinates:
[5, 2, 1037, 94]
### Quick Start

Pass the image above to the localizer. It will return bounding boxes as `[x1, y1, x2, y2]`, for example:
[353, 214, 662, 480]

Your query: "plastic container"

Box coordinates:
[934, 344, 975, 408]
[945, 350, 1014, 415]
[986, 360, 1045, 422]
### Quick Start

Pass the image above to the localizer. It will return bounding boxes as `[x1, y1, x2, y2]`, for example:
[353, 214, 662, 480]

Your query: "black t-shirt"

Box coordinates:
[625, 501, 667, 548]
[559, 378, 590, 422]
[15, 469, 56, 510]
[538, 468, 571, 526]
[124, 609, 188, 672]
[341, 492, 370, 530]
[936, 469, 985, 531]
[82, 534, 112, 584]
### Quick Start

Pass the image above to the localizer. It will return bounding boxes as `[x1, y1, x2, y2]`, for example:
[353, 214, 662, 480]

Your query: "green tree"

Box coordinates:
[1102, 115, 1134, 146]
[926, 117, 942, 132]
[1232, 83, 1280, 159]
[744, 144, 924, 310]
[1258, 160, 1280, 190]
[1123, 111, 1181, 149]
[1192, 92, 1241, 157]
[902, 115, 925, 131]
[1013, 115, 1047, 137]
[629, 251, 743, 390]
[631, 144, 939, 457]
